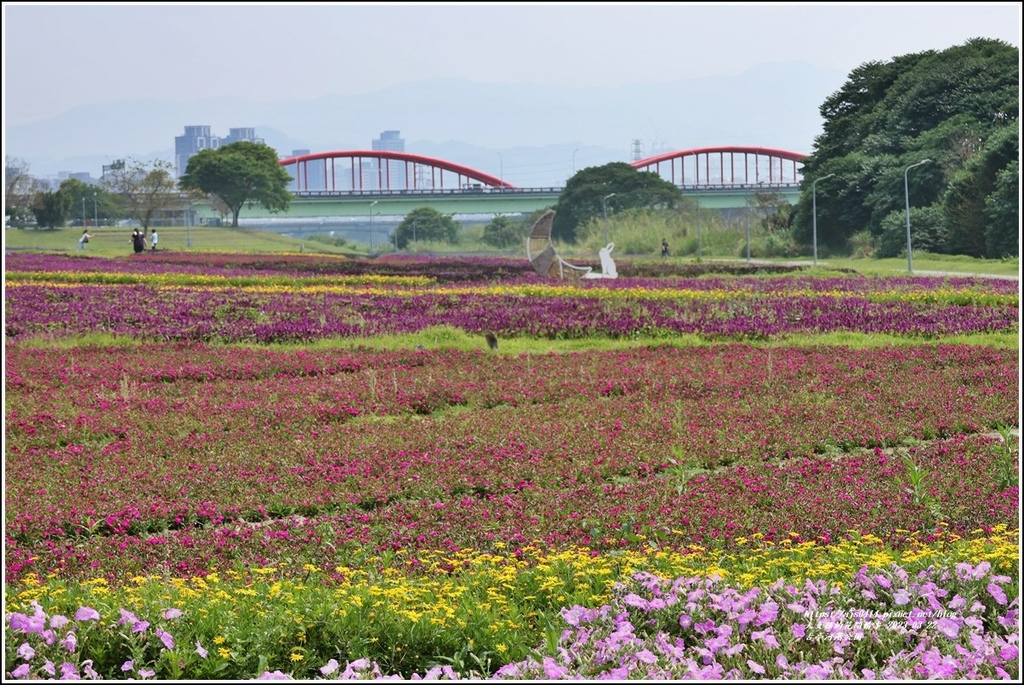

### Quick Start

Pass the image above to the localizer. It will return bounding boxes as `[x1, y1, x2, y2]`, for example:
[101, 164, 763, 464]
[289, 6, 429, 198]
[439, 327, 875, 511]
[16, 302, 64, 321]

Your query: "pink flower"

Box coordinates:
[987, 583, 1007, 605]
[748, 659, 766, 675]
[195, 641, 208, 659]
[156, 628, 174, 650]
[11, 664, 31, 679]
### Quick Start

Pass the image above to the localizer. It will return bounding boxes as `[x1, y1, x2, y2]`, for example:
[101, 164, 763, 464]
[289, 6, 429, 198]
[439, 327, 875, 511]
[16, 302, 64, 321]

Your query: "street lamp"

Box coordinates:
[696, 195, 702, 260]
[744, 188, 751, 261]
[92, 191, 98, 227]
[904, 159, 931, 273]
[82, 197, 87, 227]
[811, 173, 834, 266]
[602, 193, 616, 245]
[496, 151, 504, 191]
[370, 198, 382, 254]
[572, 148, 579, 174]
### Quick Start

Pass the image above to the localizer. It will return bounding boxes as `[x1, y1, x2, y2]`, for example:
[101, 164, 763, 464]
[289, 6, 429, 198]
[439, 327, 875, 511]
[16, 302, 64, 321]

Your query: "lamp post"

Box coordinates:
[370, 200, 382, 253]
[186, 204, 193, 248]
[92, 191, 98, 227]
[696, 194, 702, 260]
[904, 159, 931, 273]
[496, 151, 504, 191]
[572, 148, 579, 174]
[744, 187, 750, 261]
[811, 173, 834, 266]
[602, 193, 616, 245]
[82, 197, 87, 227]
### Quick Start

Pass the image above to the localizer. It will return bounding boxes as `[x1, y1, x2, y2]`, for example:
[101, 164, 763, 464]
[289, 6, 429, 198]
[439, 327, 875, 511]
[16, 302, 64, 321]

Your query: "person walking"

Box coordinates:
[131, 228, 147, 254]
[661, 238, 669, 258]
[149, 229, 158, 251]
[77, 229, 91, 251]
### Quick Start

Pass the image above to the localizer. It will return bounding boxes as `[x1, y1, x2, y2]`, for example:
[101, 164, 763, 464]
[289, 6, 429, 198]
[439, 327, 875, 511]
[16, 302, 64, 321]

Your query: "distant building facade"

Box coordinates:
[174, 125, 264, 177]
[371, 130, 406, 190]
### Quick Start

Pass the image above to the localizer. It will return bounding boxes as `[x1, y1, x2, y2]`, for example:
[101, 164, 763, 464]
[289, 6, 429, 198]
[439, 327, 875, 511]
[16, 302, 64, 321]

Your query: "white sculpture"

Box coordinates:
[582, 242, 618, 279]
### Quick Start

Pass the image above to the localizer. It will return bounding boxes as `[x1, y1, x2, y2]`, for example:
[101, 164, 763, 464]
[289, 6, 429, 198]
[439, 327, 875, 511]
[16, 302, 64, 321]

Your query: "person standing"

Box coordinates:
[661, 238, 669, 258]
[149, 229, 158, 251]
[131, 228, 147, 254]
[77, 229, 91, 251]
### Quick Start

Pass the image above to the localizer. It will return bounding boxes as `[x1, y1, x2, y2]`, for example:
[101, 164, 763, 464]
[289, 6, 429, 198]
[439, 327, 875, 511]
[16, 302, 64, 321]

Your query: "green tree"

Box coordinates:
[394, 207, 459, 250]
[179, 142, 292, 227]
[984, 160, 1019, 258]
[31, 188, 73, 229]
[104, 159, 178, 230]
[793, 38, 1019, 256]
[481, 215, 523, 249]
[552, 162, 684, 243]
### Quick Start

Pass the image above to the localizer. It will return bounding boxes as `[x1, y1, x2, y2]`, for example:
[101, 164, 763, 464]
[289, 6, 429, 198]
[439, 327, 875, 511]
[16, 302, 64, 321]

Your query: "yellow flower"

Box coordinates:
[218, 648, 231, 659]
[213, 636, 226, 645]
[290, 653, 304, 662]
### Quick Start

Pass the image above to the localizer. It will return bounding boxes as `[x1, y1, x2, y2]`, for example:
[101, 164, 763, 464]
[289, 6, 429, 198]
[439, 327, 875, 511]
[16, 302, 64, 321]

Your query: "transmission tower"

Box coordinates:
[630, 139, 644, 162]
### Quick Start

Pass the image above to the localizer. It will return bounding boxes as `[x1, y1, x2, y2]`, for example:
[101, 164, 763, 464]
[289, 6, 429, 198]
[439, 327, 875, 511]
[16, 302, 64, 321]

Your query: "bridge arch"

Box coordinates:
[632, 146, 807, 188]
[279, 150, 515, 193]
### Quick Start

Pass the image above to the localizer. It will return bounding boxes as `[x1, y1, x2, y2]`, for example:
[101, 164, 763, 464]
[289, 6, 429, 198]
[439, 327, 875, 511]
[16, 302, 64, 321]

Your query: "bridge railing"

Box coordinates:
[292, 187, 565, 198]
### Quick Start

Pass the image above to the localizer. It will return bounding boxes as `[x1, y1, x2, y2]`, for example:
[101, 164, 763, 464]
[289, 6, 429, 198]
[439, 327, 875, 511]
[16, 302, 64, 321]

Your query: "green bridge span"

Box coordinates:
[190, 185, 802, 238]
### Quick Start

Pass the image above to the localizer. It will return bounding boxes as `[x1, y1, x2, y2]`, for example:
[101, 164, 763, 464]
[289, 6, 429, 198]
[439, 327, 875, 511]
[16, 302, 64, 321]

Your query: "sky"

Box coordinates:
[3, 2, 1022, 128]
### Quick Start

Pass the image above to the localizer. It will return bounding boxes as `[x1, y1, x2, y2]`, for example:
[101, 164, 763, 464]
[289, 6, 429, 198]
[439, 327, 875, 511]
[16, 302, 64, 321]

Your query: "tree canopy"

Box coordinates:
[178, 142, 292, 227]
[553, 163, 684, 243]
[793, 37, 1018, 258]
[103, 159, 178, 230]
[393, 207, 460, 250]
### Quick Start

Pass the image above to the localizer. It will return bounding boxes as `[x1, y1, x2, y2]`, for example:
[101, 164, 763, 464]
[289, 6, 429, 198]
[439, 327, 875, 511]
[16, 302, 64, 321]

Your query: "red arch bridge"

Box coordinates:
[278, 146, 808, 195]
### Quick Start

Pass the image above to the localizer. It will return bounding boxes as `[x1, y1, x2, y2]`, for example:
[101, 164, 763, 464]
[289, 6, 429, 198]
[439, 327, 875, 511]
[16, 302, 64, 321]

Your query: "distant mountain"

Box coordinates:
[5, 61, 844, 186]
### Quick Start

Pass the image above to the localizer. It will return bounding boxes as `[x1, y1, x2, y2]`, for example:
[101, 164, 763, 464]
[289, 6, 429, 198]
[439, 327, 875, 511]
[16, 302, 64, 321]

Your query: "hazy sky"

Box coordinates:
[3, 2, 1021, 127]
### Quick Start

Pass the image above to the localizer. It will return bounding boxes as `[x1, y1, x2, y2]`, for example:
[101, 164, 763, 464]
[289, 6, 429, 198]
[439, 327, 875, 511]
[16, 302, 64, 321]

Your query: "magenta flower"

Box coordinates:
[935, 617, 960, 639]
[132, 620, 150, 634]
[62, 632, 77, 653]
[748, 659, 766, 675]
[49, 615, 70, 630]
[122, 661, 134, 672]
[139, 669, 156, 678]
[17, 643, 35, 660]
[59, 662, 78, 679]
[792, 623, 806, 639]
[10, 664, 31, 679]
[163, 608, 183, 620]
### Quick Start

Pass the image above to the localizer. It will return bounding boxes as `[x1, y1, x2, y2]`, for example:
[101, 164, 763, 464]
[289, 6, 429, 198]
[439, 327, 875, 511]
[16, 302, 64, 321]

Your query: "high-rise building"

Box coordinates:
[174, 126, 264, 177]
[372, 130, 405, 189]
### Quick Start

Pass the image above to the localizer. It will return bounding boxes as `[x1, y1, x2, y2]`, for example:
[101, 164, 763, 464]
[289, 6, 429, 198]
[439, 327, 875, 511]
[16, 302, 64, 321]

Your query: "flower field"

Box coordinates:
[3, 252, 1020, 680]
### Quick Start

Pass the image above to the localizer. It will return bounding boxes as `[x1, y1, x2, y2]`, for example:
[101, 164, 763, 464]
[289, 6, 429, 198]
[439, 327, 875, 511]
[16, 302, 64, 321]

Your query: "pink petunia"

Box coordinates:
[987, 583, 1007, 605]
[74, 607, 100, 622]
[747, 659, 766, 675]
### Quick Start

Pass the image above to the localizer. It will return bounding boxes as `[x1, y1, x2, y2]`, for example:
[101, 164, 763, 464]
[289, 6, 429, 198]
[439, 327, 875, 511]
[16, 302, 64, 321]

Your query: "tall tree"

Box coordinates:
[31, 188, 73, 229]
[178, 141, 292, 227]
[553, 162, 683, 243]
[104, 159, 178, 230]
[5, 155, 40, 227]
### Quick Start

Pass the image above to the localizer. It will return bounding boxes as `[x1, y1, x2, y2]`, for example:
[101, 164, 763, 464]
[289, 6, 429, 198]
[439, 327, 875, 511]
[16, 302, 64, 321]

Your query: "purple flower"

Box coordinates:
[132, 620, 150, 634]
[74, 607, 100, 622]
[195, 641, 208, 659]
[139, 669, 155, 678]
[636, 649, 657, 664]
[748, 659, 766, 675]
[893, 588, 911, 605]
[935, 617, 960, 639]
[543, 657, 568, 679]
[320, 659, 339, 675]
[1000, 645, 1018, 661]
[50, 615, 70, 630]
[17, 643, 35, 660]
[9, 613, 29, 631]
[43, 661, 55, 676]
[122, 661, 134, 672]
[59, 661, 79, 679]
[987, 583, 1007, 605]
[117, 609, 139, 626]
[10, 664, 31, 679]
[82, 661, 98, 679]
[776, 653, 789, 670]
[258, 671, 290, 680]
[62, 632, 77, 653]
[792, 623, 806, 639]
[156, 628, 174, 650]
[163, 608, 183, 620]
